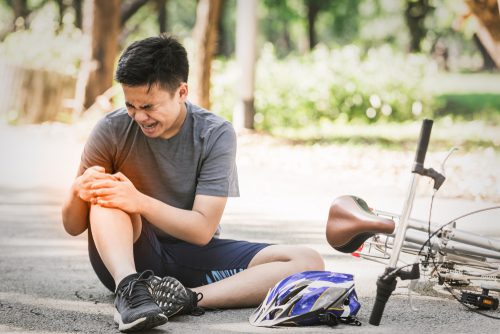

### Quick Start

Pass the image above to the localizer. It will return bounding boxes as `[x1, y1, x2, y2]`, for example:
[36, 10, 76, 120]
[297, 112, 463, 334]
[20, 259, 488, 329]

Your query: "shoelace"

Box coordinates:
[120, 270, 155, 308]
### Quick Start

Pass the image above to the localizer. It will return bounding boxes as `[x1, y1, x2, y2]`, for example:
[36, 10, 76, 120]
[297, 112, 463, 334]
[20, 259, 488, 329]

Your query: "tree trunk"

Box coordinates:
[216, 3, 230, 57]
[473, 33, 496, 70]
[191, 0, 223, 110]
[404, 0, 431, 52]
[306, 0, 320, 50]
[73, 0, 83, 29]
[12, 0, 30, 30]
[283, 21, 292, 53]
[155, 0, 168, 33]
[233, 0, 257, 131]
[466, 0, 500, 68]
[0, 62, 76, 123]
[55, 0, 66, 30]
[75, 0, 120, 114]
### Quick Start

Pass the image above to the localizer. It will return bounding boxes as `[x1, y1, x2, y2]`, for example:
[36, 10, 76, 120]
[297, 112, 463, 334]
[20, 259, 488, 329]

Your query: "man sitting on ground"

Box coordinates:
[61, 34, 324, 332]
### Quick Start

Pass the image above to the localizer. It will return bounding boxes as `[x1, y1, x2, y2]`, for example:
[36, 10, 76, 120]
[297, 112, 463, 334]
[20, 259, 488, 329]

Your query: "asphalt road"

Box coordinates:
[1, 124, 499, 333]
[1, 199, 500, 334]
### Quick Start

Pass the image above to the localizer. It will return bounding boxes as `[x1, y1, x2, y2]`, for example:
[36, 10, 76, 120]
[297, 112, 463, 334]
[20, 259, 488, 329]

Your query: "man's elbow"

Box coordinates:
[62, 220, 86, 236]
[190, 225, 217, 247]
[192, 233, 212, 247]
[64, 225, 86, 237]
[189, 213, 219, 246]
[61, 213, 87, 237]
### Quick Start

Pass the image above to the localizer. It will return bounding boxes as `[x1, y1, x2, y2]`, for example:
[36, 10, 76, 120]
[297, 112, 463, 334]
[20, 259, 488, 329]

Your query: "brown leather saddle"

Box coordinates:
[326, 195, 396, 253]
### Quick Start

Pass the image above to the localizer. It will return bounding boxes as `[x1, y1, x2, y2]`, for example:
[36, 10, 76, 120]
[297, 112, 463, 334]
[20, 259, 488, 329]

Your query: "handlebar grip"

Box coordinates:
[414, 119, 433, 165]
[369, 273, 397, 326]
[369, 296, 387, 326]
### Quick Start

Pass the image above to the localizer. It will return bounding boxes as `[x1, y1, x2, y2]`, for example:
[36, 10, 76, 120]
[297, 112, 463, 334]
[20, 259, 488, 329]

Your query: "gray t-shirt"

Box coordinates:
[80, 101, 239, 240]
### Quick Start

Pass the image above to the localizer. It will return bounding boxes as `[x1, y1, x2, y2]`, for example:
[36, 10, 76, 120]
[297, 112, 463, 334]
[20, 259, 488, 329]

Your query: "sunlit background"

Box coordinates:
[0, 0, 497, 226]
[0, 0, 498, 204]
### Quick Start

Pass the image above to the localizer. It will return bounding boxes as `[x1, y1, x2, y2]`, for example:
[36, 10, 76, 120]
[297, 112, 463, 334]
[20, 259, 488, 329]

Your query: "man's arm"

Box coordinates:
[89, 172, 227, 245]
[61, 166, 115, 236]
[61, 181, 89, 236]
[140, 194, 227, 246]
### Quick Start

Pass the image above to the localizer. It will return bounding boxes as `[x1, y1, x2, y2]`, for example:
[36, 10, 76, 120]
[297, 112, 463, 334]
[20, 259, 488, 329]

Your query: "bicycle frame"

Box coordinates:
[372, 212, 500, 261]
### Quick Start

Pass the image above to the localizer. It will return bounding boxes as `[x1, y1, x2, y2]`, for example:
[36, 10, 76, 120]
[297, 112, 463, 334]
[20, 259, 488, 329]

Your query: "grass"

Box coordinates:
[435, 93, 500, 122]
[271, 119, 500, 152]
[428, 72, 500, 122]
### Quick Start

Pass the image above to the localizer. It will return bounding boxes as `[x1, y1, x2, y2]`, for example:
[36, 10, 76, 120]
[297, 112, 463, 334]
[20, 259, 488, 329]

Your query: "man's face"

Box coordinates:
[123, 83, 188, 139]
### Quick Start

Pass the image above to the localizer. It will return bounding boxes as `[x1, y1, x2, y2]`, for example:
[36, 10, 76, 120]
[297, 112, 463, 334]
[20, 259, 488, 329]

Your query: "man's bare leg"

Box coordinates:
[89, 205, 142, 287]
[193, 245, 325, 308]
[90, 205, 168, 331]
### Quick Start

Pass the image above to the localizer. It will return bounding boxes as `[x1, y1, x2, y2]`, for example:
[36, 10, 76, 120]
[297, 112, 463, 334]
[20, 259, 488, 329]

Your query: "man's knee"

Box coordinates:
[294, 247, 325, 271]
[249, 245, 325, 271]
[90, 205, 129, 223]
[89, 205, 142, 241]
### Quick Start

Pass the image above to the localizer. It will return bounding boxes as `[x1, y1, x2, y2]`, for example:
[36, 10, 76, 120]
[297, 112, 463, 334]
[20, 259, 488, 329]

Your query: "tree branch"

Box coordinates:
[120, 0, 150, 26]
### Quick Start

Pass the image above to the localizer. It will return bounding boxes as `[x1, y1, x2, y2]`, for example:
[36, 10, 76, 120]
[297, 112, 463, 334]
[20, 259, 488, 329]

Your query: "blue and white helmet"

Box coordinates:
[249, 271, 360, 327]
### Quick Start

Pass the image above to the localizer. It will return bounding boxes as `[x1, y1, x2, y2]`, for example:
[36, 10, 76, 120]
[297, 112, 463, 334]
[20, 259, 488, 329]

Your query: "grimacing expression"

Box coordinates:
[123, 83, 188, 139]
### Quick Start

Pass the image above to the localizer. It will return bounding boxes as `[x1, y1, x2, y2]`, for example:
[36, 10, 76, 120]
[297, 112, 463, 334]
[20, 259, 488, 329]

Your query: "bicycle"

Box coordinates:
[325, 119, 500, 326]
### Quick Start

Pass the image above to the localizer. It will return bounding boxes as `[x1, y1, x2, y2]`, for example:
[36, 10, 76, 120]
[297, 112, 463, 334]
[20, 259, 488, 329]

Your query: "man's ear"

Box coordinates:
[178, 83, 188, 101]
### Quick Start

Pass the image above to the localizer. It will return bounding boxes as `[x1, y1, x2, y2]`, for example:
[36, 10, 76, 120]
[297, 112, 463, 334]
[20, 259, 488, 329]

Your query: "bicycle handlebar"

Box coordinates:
[414, 119, 433, 166]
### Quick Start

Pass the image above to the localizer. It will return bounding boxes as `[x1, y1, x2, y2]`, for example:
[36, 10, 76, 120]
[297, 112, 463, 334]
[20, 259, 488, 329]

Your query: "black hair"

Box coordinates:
[115, 34, 189, 93]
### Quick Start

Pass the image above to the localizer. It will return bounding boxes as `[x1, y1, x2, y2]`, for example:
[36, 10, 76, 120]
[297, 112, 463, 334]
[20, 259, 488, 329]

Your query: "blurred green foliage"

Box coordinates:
[0, 0, 482, 67]
[0, 0, 497, 134]
[212, 43, 437, 130]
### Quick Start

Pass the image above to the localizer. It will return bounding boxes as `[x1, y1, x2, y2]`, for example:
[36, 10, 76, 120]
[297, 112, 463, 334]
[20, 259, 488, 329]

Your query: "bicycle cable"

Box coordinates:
[440, 147, 459, 176]
[416, 205, 500, 256]
[421, 189, 500, 319]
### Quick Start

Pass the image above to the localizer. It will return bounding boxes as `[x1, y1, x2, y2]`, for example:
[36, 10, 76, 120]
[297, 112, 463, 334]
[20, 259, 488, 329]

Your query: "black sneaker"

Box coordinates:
[149, 275, 205, 318]
[114, 270, 168, 332]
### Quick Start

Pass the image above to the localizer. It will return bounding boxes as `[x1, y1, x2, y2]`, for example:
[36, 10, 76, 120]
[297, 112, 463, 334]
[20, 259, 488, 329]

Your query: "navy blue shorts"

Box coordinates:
[88, 222, 271, 292]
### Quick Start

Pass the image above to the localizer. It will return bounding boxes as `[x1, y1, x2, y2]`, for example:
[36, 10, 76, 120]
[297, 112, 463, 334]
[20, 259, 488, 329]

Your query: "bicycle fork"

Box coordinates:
[369, 119, 446, 326]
